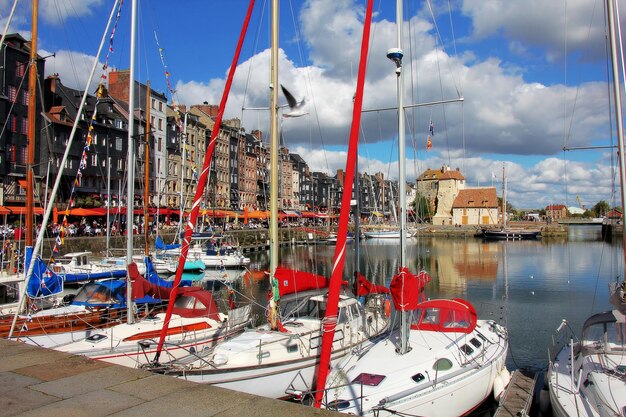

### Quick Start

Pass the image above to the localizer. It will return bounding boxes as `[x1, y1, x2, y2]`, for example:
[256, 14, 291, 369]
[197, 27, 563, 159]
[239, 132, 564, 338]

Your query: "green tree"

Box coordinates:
[592, 200, 610, 217]
[411, 193, 431, 223]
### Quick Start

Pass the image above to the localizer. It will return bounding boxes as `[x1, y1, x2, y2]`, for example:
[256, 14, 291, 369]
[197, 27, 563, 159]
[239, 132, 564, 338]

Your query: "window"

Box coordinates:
[116, 137, 123, 151]
[19, 146, 26, 163]
[117, 159, 124, 171]
[351, 373, 385, 386]
[158, 137, 162, 152]
[159, 101, 163, 112]
[151, 98, 156, 109]
[16, 61, 26, 77]
[460, 344, 474, 355]
[21, 89, 29, 105]
[115, 119, 124, 129]
[470, 338, 482, 348]
[8, 115, 17, 132]
[91, 154, 97, 166]
[7, 145, 16, 162]
[433, 358, 453, 371]
[8, 85, 17, 103]
[411, 373, 425, 383]
[158, 118, 163, 130]
[21, 117, 28, 134]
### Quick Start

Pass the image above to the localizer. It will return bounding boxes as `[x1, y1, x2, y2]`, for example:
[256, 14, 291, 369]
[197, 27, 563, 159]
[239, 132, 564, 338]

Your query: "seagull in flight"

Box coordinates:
[280, 84, 308, 118]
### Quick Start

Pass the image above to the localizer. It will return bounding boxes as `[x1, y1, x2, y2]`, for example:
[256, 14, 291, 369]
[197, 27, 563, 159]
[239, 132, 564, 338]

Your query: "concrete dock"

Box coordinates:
[0, 338, 340, 417]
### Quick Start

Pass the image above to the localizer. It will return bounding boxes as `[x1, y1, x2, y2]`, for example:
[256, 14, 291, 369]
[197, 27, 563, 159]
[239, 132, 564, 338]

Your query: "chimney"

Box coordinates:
[46, 73, 59, 93]
[108, 69, 131, 102]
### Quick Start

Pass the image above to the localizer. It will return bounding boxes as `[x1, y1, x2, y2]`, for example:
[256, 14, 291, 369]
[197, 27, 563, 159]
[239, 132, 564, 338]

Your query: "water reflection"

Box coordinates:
[239, 225, 621, 371]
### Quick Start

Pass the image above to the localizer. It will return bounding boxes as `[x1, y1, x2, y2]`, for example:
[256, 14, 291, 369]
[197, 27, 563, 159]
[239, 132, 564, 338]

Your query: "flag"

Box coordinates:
[427, 135, 432, 151]
[429, 119, 435, 136]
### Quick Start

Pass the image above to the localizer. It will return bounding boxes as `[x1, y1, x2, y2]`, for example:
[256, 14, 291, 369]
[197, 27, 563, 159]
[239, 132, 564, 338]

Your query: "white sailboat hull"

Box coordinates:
[547, 311, 626, 417]
[321, 320, 509, 416]
[54, 306, 252, 368]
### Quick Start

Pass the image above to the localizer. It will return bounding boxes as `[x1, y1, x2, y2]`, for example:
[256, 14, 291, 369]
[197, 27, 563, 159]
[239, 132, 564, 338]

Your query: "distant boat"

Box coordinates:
[363, 229, 401, 239]
[481, 165, 540, 240]
[481, 228, 541, 240]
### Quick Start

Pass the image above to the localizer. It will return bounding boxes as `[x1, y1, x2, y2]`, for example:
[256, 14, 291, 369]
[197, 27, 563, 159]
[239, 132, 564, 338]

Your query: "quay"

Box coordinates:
[494, 370, 537, 417]
[0, 337, 340, 417]
[23, 222, 572, 259]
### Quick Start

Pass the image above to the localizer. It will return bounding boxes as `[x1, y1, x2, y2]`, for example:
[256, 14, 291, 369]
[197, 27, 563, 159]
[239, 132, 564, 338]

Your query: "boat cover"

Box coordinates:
[355, 272, 390, 296]
[274, 266, 347, 297]
[411, 298, 477, 334]
[389, 267, 431, 311]
[155, 235, 181, 250]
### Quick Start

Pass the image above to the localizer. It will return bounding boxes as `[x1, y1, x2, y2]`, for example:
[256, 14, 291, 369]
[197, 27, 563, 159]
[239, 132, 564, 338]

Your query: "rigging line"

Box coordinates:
[51, 0, 80, 90]
[446, 0, 462, 96]
[286, 0, 329, 175]
[425, 0, 461, 97]
[240, 0, 266, 123]
[424, 1, 451, 165]
[602, 0, 618, 219]
[563, 1, 599, 152]
[0, 0, 19, 54]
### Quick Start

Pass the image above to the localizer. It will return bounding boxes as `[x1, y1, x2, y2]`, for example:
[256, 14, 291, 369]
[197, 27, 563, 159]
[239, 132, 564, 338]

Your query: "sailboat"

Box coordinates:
[313, 1, 509, 415]
[481, 164, 541, 240]
[149, 0, 390, 399]
[547, 1, 626, 415]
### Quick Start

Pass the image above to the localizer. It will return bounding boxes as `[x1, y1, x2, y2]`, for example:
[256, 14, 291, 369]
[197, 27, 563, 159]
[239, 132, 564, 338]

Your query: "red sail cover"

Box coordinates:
[390, 267, 432, 311]
[411, 298, 477, 334]
[355, 272, 390, 296]
[129, 263, 172, 300]
[274, 266, 346, 297]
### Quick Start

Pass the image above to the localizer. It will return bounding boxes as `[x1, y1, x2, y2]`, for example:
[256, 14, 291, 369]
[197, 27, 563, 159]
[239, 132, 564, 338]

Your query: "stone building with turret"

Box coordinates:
[417, 165, 466, 225]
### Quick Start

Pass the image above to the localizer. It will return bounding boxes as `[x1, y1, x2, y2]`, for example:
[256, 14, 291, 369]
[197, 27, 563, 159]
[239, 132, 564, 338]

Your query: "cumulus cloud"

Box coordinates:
[12, 0, 616, 209]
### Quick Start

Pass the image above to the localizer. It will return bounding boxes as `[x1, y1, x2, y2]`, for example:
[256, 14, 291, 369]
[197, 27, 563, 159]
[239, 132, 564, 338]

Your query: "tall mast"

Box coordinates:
[501, 163, 505, 228]
[387, 0, 410, 354]
[126, 0, 138, 325]
[314, 0, 374, 406]
[268, 0, 280, 330]
[606, 0, 626, 277]
[26, 0, 38, 246]
[144, 81, 151, 256]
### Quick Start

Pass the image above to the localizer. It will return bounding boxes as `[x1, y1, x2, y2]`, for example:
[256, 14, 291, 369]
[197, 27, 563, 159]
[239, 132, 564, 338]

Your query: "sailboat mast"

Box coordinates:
[144, 81, 151, 256]
[126, 0, 138, 325]
[268, 0, 280, 330]
[606, 0, 626, 276]
[501, 163, 505, 228]
[26, 0, 38, 246]
[388, 0, 411, 355]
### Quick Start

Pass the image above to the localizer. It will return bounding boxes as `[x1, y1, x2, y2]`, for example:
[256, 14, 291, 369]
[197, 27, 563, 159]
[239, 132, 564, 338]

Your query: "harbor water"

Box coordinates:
[220, 224, 620, 415]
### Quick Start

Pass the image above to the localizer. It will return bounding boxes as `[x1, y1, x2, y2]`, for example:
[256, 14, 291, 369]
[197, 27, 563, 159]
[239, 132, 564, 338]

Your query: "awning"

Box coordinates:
[5, 206, 45, 215]
[0, 206, 11, 215]
[281, 210, 301, 218]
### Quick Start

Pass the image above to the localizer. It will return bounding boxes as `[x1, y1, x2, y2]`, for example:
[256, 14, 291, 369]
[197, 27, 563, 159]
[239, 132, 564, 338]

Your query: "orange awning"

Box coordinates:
[5, 206, 45, 215]
[0, 206, 11, 215]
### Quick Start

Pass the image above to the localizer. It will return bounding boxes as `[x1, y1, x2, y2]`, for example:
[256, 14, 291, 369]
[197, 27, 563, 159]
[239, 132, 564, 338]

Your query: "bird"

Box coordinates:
[280, 84, 308, 118]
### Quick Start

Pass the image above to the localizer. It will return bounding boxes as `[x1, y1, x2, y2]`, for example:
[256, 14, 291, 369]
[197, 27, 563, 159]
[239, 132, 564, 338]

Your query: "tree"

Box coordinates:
[411, 193, 431, 223]
[592, 200, 610, 217]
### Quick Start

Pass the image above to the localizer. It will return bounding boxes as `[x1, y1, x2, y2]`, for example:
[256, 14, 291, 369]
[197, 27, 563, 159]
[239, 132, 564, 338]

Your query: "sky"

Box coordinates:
[3, 0, 624, 210]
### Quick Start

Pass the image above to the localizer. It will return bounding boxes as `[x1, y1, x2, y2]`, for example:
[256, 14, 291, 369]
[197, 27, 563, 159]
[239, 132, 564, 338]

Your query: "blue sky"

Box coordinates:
[4, 0, 623, 210]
